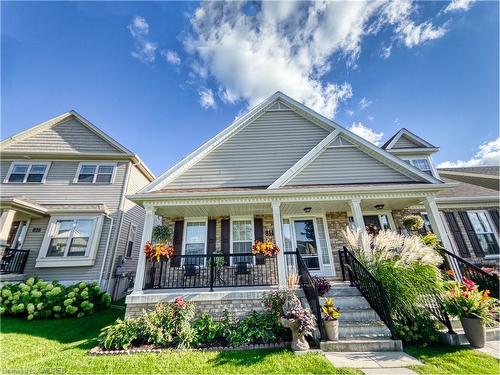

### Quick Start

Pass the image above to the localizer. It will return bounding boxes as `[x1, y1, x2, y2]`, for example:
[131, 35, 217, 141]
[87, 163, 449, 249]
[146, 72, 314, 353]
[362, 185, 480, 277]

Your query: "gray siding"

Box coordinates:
[393, 135, 421, 149]
[166, 110, 330, 188]
[3, 118, 123, 154]
[288, 146, 415, 185]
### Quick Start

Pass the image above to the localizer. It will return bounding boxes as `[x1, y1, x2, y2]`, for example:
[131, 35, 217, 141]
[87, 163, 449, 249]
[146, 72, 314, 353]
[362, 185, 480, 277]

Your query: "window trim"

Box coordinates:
[4, 162, 51, 184]
[125, 222, 137, 259]
[401, 156, 437, 178]
[181, 217, 208, 265]
[36, 214, 104, 268]
[230, 216, 255, 266]
[467, 210, 499, 255]
[347, 211, 396, 232]
[73, 162, 117, 184]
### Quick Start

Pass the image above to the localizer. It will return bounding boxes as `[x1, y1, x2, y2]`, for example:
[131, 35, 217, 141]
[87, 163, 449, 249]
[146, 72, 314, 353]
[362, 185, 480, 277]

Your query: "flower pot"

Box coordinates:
[460, 316, 486, 348]
[280, 317, 310, 351]
[323, 320, 339, 341]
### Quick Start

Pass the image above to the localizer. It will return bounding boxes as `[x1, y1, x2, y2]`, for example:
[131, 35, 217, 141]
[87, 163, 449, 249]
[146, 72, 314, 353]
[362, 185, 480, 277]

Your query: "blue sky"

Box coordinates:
[2, 1, 499, 176]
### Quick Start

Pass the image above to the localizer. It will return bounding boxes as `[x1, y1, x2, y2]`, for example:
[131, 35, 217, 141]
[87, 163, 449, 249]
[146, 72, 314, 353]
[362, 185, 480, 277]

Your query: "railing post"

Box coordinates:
[133, 204, 155, 292]
[209, 254, 215, 292]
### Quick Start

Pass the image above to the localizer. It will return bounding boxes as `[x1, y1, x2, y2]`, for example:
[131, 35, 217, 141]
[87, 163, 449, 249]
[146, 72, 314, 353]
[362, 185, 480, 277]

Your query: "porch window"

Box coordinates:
[183, 220, 207, 265]
[125, 223, 137, 258]
[5, 162, 50, 183]
[348, 214, 392, 234]
[75, 163, 115, 183]
[231, 219, 253, 264]
[467, 211, 499, 255]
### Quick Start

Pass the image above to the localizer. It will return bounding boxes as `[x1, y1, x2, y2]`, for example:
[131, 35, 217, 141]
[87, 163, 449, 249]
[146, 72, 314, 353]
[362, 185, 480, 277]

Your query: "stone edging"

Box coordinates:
[89, 342, 290, 356]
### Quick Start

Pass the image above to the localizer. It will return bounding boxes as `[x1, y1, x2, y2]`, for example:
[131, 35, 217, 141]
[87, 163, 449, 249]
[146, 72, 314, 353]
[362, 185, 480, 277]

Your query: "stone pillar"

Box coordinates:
[133, 204, 155, 292]
[271, 201, 287, 287]
[0, 209, 16, 249]
[423, 195, 453, 251]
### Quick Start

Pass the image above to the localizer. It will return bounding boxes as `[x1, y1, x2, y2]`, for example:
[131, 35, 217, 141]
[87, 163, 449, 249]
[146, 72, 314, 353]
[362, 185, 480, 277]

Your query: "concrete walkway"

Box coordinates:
[476, 340, 500, 359]
[324, 351, 421, 374]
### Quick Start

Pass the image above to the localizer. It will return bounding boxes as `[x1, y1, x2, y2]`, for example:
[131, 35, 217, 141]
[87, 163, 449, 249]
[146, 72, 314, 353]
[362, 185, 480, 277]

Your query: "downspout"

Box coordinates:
[98, 214, 114, 288]
[104, 162, 132, 294]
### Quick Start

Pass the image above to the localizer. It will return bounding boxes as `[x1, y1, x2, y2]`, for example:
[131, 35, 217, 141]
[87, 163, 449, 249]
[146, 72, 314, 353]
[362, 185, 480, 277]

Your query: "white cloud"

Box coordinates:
[162, 50, 181, 65]
[185, 1, 450, 118]
[380, 44, 392, 59]
[199, 88, 216, 109]
[345, 109, 354, 117]
[359, 97, 372, 110]
[444, 0, 476, 13]
[368, 115, 375, 121]
[438, 137, 500, 168]
[348, 122, 384, 146]
[128, 16, 156, 63]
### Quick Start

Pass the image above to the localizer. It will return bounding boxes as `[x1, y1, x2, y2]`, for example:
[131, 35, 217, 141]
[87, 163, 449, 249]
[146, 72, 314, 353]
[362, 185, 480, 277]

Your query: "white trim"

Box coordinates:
[11, 219, 31, 249]
[73, 162, 117, 184]
[125, 222, 137, 259]
[384, 128, 436, 150]
[230, 216, 255, 266]
[35, 214, 104, 268]
[400, 156, 438, 178]
[4, 161, 51, 184]
[182, 217, 208, 266]
[287, 216, 324, 275]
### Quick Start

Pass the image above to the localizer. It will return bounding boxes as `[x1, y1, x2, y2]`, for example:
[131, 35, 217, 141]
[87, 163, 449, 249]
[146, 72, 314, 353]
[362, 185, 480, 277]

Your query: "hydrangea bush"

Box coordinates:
[0, 277, 111, 320]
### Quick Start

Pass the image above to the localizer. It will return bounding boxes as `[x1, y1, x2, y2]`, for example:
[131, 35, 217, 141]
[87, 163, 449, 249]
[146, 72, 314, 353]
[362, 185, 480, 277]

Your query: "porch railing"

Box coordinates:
[440, 247, 499, 299]
[143, 253, 278, 290]
[0, 248, 30, 274]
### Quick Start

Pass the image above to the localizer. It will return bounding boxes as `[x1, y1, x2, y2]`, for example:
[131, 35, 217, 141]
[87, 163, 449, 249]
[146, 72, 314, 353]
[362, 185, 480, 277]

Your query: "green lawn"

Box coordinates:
[0, 309, 354, 374]
[406, 343, 499, 375]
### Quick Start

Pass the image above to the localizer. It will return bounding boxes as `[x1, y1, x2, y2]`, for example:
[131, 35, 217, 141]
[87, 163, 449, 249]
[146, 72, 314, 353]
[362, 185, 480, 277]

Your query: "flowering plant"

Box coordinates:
[282, 294, 316, 335]
[322, 298, 341, 321]
[144, 241, 175, 262]
[252, 240, 280, 257]
[312, 276, 331, 297]
[443, 277, 498, 324]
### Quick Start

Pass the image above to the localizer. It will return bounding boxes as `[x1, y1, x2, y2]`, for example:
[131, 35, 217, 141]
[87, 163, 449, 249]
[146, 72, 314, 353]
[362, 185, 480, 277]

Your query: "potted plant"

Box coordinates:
[402, 215, 424, 232]
[280, 294, 316, 351]
[144, 225, 174, 262]
[312, 276, 331, 297]
[443, 278, 497, 348]
[252, 240, 280, 265]
[322, 298, 341, 341]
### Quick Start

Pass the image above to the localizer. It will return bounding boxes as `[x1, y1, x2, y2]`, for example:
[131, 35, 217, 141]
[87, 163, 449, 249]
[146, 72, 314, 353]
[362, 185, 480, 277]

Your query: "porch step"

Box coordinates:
[325, 295, 371, 310]
[320, 338, 403, 352]
[339, 308, 381, 322]
[339, 321, 391, 338]
[325, 285, 362, 297]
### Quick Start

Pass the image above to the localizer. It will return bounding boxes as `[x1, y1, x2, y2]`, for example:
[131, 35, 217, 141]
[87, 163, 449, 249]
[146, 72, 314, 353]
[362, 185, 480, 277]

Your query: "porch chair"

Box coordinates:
[182, 263, 201, 287]
[234, 261, 252, 285]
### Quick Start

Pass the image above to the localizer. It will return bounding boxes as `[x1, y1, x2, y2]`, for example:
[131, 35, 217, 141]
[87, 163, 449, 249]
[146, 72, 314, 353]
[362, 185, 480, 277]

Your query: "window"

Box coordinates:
[5, 162, 50, 183]
[75, 164, 115, 183]
[46, 218, 95, 257]
[420, 213, 433, 233]
[348, 214, 392, 234]
[231, 219, 253, 264]
[467, 211, 499, 255]
[404, 158, 433, 176]
[183, 220, 207, 265]
[126, 223, 137, 258]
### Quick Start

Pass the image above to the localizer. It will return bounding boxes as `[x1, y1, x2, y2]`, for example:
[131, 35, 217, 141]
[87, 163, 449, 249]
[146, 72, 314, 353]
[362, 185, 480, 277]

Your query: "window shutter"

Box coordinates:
[489, 209, 499, 234]
[171, 221, 184, 267]
[254, 218, 265, 265]
[221, 219, 230, 266]
[444, 212, 470, 258]
[458, 211, 484, 257]
[207, 219, 216, 255]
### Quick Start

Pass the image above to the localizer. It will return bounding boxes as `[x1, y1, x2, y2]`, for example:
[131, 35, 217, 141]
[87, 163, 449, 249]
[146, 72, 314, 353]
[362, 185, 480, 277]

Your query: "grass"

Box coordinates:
[0, 309, 355, 374]
[406, 343, 500, 375]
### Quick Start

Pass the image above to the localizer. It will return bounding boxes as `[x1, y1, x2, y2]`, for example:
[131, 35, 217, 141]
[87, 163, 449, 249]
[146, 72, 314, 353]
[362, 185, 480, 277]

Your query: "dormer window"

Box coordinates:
[5, 162, 50, 183]
[74, 163, 115, 184]
[404, 158, 434, 176]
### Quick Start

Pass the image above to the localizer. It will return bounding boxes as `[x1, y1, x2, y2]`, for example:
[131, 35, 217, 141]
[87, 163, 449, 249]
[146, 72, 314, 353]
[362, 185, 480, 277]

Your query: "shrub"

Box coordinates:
[0, 277, 110, 320]
[193, 312, 222, 344]
[312, 276, 330, 297]
[402, 215, 424, 231]
[228, 311, 277, 346]
[98, 318, 143, 350]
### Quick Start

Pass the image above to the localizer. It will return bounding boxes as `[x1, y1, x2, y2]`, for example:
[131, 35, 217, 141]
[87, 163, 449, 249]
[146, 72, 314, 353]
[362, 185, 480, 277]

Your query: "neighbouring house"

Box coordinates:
[125, 91, 499, 329]
[0, 111, 155, 299]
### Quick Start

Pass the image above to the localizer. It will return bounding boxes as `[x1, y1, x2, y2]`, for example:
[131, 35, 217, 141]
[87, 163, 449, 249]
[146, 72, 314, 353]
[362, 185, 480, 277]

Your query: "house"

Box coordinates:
[0, 111, 155, 299]
[125, 91, 482, 326]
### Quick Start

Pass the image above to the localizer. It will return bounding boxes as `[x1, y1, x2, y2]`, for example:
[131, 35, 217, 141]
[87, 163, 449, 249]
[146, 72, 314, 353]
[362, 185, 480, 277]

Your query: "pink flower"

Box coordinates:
[463, 277, 476, 291]
[174, 297, 186, 309]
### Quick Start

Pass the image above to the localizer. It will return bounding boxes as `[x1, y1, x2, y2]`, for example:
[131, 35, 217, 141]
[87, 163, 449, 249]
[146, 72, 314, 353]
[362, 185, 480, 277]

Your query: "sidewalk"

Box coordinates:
[323, 351, 421, 374]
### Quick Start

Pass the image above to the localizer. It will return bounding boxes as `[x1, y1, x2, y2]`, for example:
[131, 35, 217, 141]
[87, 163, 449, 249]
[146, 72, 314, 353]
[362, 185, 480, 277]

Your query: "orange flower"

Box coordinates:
[482, 290, 490, 301]
[446, 270, 455, 277]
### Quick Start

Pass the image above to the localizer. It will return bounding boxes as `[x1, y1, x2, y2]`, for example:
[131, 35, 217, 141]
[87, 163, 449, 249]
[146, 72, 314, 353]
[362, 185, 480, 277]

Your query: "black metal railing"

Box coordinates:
[143, 253, 278, 290]
[440, 247, 499, 299]
[341, 247, 398, 339]
[0, 248, 29, 274]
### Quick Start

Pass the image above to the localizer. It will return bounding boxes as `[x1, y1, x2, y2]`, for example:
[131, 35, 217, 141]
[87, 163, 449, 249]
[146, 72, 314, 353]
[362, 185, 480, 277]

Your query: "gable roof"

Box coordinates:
[142, 92, 441, 193]
[438, 166, 499, 191]
[1, 111, 155, 181]
[382, 128, 438, 151]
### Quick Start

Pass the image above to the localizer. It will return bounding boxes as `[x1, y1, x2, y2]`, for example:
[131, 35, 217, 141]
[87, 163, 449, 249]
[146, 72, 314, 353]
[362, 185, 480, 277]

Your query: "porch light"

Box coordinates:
[374, 204, 385, 210]
[304, 207, 312, 213]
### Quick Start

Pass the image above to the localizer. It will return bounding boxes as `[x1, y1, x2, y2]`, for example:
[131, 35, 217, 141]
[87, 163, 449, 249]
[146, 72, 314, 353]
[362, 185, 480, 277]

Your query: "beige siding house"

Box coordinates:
[0, 111, 155, 299]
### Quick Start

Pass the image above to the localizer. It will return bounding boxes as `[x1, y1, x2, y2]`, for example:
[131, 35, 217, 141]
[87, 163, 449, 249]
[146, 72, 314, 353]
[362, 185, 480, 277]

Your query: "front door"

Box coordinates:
[293, 219, 320, 272]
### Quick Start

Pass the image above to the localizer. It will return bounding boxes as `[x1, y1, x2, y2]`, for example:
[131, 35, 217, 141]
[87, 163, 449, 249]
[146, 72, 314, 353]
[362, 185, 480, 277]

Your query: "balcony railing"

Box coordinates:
[143, 253, 278, 290]
[0, 248, 30, 274]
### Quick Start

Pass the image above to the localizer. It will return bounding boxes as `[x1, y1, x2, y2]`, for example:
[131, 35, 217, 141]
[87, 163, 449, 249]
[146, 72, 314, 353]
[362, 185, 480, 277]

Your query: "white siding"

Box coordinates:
[166, 110, 330, 188]
[3, 118, 123, 154]
[287, 146, 415, 185]
[392, 135, 421, 149]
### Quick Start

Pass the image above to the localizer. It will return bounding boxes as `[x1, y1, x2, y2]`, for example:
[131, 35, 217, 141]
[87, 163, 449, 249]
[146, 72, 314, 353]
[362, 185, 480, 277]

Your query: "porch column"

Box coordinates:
[271, 201, 287, 287]
[133, 204, 155, 292]
[423, 195, 453, 251]
[0, 209, 16, 250]
[349, 198, 365, 230]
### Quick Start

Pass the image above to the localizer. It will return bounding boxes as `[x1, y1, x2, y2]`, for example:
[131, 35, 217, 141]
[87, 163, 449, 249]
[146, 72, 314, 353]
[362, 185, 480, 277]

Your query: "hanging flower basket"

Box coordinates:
[252, 240, 280, 257]
[144, 241, 175, 262]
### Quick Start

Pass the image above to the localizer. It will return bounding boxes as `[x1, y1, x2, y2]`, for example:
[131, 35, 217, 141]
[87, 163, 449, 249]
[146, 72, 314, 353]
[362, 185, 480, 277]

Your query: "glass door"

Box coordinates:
[293, 219, 320, 271]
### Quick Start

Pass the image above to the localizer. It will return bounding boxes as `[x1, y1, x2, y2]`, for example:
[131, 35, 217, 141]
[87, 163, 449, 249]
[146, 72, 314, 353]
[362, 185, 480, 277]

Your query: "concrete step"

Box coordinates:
[325, 286, 362, 297]
[339, 308, 381, 322]
[330, 296, 371, 310]
[339, 321, 391, 338]
[320, 338, 403, 352]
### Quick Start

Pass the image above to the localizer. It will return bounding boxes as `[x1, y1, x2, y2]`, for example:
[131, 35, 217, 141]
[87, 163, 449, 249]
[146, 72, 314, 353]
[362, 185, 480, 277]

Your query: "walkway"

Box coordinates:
[323, 351, 421, 374]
